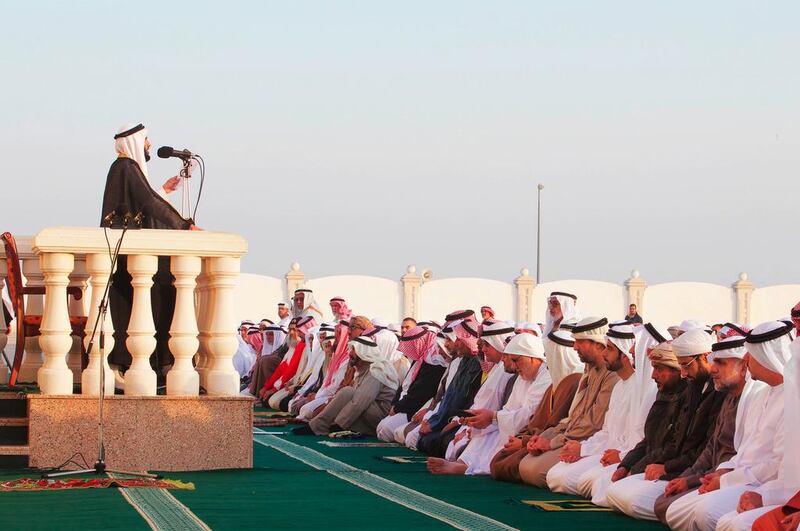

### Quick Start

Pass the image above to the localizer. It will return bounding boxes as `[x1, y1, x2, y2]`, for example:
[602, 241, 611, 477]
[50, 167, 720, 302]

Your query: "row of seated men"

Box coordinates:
[234, 289, 800, 531]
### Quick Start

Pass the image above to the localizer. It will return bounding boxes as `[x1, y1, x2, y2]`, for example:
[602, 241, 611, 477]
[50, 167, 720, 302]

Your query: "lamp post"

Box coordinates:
[536, 184, 544, 284]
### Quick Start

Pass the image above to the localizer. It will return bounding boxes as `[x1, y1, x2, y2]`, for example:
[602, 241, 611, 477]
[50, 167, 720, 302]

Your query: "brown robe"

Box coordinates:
[490, 372, 582, 483]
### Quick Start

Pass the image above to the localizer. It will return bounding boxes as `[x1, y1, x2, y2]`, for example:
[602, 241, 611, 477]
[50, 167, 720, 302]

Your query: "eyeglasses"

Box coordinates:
[678, 356, 699, 369]
[349, 324, 364, 331]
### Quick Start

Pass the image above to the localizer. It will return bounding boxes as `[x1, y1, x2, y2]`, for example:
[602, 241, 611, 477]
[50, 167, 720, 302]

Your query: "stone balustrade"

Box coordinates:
[3, 227, 248, 397]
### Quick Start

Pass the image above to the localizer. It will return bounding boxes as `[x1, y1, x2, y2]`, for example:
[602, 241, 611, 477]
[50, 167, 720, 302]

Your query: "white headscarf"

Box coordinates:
[350, 337, 399, 388]
[262, 324, 287, 356]
[543, 329, 583, 389]
[745, 321, 793, 375]
[481, 321, 516, 353]
[606, 324, 636, 364]
[292, 289, 324, 321]
[544, 291, 580, 335]
[114, 123, 150, 180]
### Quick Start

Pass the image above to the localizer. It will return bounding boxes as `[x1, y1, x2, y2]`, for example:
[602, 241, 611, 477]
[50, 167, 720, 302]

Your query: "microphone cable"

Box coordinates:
[191, 154, 205, 223]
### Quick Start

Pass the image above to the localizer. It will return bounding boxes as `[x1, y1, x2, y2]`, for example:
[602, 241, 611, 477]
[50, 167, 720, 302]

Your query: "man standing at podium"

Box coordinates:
[101, 123, 194, 386]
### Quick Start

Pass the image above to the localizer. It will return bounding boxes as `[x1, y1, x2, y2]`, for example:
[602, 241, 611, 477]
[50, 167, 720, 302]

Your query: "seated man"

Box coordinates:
[287, 324, 336, 414]
[308, 336, 397, 436]
[546, 324, 647, 502]
[717, 309, 800, 531]
[376, 326, 448, 442]
[606, 327, 726, 521]
[416, 319, 485, 457]
[400, 328, 461, 449]
[650, 334, 751, 524]
[296, 316, 371, 420]
[518, 317, 620, 488]
[428, 332, 551, 476]
[490, 329, 583, 483]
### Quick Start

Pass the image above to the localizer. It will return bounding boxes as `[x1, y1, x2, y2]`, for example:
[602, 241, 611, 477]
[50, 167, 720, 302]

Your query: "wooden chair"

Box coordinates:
[1, 232, 87, 387]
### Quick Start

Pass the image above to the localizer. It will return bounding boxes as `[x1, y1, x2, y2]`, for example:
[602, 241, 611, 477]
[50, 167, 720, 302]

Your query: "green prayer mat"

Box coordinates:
[0, 424, 666, 530]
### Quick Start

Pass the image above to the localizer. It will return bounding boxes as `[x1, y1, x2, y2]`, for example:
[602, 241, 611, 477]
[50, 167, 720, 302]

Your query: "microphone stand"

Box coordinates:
[44, 214, 158, 480]
[180, 158, 191, 219]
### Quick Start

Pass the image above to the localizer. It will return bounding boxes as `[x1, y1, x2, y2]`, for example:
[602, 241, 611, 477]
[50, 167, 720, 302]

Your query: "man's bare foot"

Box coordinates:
[427, 457, 468, 475]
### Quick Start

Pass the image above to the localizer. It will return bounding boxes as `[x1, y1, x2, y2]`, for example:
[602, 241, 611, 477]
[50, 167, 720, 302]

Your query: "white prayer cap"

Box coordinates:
[480, 321, 516, 353]
[710, 336, 747, 362]
[745, 321, 793, 375]
[371, 317, 389, 328]
[571, 317, 609, 345]
[504, 333, 545, 360]
[673, 328, 714, 357]
[678, 319, 708, 332]
[516, 322, 543, 337]
[606, 324, 636, 361]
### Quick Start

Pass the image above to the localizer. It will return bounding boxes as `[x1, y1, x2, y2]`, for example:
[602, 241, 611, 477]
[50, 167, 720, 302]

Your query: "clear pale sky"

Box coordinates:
[2, 1, 798, 285]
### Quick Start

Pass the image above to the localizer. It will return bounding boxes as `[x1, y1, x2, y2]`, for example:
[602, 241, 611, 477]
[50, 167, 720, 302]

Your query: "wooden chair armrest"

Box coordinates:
[20, 286, 83, 300]
[67, 286, 84, 300]
[22, 286, 46, 296]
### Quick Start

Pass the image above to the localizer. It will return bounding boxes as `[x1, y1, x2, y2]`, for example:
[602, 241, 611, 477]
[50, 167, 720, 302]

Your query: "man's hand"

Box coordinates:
[600, 448, 621, 466]
[463, 409, 493, 429]
[504, 436, 523, 451]
[698, 472, 723, 494]
[781, 512, 800, 531]
[189, 224, 203, 231]
[162, 176, 181, 193]
[559, 440, 581, 462]
[736, 491, 763, 513]
[388, 406, 395, 416]
[664, 477, 689, 496]
[307, 393, 316, 401]
[412, 408, 428, 423]
[644, 463, 666, 481]
[527, 435, 551, 454]
[611, 466, 629, 482]
[419, 420, 431, 435]
[453, 428, 470, 443]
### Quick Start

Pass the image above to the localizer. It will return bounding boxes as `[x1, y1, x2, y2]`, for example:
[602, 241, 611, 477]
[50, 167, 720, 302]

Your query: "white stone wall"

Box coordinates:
[535, 280, 625, 324]
[420, 278, 514, 323]
[642, 282, 735, 327]
[751, 284, 800, 324]
[306, 275, 403, 323]
[232, 266, 799, 327]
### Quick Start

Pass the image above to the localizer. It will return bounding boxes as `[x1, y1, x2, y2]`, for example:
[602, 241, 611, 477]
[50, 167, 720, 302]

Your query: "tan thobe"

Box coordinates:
[309, 370, 395, 436]
[517, 363, 619, 487]
[490, 372, 582, 482]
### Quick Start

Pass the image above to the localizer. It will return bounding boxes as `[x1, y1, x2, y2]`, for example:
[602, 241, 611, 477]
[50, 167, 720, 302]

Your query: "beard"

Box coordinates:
[144, 148, 151, 162]
[606, 356, 623, 372]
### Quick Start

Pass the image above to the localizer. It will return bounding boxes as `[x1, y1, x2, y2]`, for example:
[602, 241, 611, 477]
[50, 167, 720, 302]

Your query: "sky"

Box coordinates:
[1, 1, 798, 286]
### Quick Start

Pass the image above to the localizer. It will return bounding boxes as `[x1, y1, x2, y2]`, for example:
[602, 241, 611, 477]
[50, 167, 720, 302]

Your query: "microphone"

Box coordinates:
[102, 204, 128, 227]
[157, 146, 194, 160]
[132, 210, 145, 226]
